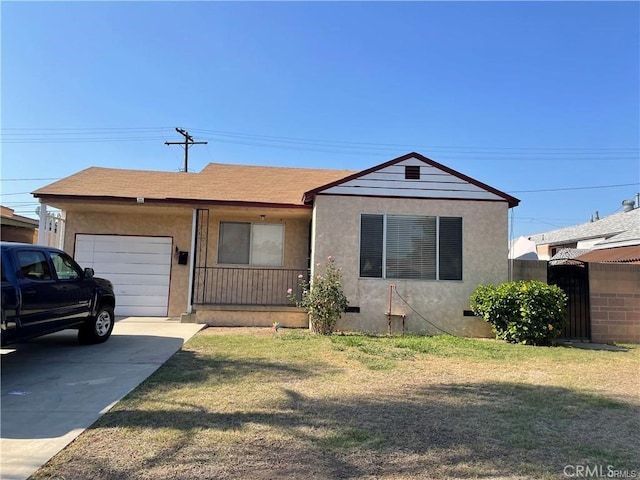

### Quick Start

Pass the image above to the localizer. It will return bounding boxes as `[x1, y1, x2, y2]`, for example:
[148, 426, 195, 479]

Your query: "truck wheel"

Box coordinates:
[79, 305, 114, 344]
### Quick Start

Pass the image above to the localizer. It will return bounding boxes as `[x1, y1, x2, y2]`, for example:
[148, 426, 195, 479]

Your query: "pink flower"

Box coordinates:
[297, 274, 304, 279]
[327, 255, 334, 261]
[287, 288, 293, 295]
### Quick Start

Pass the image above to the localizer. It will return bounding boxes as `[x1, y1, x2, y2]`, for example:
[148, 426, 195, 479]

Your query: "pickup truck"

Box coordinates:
[1, 242, 116, 346]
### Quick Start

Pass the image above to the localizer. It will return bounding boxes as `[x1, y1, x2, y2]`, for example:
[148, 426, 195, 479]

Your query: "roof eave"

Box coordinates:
[33, 193, 311, 210]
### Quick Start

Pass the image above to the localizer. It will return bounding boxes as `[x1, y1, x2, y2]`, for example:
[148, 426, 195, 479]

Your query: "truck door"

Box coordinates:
[48, 250, 92, 320]
[15, 249, 66, 335]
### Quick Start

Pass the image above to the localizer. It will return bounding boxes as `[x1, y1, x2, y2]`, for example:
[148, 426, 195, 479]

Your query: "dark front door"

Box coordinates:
[548, 261, 591, 340]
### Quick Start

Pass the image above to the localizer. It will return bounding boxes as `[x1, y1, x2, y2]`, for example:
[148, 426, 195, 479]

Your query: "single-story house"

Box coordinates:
[1, 206, 39, 244]
[527, 201, 640, 264]
[33, 152, 519, 335]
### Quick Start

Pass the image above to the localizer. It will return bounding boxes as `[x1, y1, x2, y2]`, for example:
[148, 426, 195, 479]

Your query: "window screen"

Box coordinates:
[218, 222, 251, 264]
[360, 214, 383, 277]
[439, 217, 463, 280]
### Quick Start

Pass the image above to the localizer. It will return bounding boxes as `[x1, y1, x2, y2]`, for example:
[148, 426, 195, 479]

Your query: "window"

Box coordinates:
[17, 251, 52, 281]
[360, 214, 462, 281]
[49, 251, 82, 280]
[218, 222, 284, 266]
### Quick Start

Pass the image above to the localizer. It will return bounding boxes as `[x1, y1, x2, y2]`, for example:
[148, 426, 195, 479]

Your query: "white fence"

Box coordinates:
[38, 212, 65, 249]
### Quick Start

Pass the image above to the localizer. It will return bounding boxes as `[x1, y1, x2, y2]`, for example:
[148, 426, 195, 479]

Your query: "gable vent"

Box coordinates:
[405, 165, 420, 180]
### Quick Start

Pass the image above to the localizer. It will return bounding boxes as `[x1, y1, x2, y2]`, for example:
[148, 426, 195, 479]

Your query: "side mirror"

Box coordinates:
[84, 268, 95, 278]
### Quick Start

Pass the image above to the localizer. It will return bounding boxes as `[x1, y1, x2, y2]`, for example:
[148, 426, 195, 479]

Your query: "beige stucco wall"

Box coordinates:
[195, 305, 308, 328]
[311, 195, 511, 336]
[63, 207, 193, 318]
[62, 204, 312, 318]
[199, 211, 310, 269]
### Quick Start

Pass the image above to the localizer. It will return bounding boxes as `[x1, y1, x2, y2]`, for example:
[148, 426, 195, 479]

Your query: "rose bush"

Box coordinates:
[288, 256, 348, 335]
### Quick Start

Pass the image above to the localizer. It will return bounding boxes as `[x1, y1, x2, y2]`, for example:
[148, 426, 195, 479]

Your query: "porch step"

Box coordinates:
[194, 305, 308, 328]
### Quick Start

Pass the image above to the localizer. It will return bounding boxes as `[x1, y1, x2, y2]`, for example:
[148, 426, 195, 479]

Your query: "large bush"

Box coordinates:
[470, 281, 567, 346]
[288, 256, 349, 335]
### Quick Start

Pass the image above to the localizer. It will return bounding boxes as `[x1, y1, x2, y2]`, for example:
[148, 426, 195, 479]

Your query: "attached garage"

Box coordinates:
[75, 234, 172, 317]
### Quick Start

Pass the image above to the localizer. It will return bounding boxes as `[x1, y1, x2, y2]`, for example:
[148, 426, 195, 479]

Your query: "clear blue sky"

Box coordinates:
[2, 1, 638, 238]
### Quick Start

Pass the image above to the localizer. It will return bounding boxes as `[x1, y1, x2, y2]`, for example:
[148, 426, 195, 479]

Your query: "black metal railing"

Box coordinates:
[193, 267, 308, 306]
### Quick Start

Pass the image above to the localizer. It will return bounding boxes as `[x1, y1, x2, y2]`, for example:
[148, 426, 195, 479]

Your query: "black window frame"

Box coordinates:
[359, 214, 463, 281]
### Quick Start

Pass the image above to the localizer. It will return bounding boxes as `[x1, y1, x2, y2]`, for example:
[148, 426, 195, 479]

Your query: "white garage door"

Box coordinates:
[75, 235, 172, 317]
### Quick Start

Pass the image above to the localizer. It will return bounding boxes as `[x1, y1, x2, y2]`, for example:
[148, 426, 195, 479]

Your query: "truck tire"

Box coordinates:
[79, 304, 114, 344]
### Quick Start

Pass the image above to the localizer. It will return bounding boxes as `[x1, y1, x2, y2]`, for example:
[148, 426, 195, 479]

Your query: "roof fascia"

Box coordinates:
[33, 194, 312, 210]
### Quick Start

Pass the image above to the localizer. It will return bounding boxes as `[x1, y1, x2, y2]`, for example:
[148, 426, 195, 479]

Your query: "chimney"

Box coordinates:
[622, 199, 635, 212]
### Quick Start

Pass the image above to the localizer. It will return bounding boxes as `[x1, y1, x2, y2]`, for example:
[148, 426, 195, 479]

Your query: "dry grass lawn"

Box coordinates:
[32, 328, 639, 480]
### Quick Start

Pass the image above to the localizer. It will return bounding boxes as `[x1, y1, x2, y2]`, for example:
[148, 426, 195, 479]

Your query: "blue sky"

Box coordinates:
[1, 1, 638, 238]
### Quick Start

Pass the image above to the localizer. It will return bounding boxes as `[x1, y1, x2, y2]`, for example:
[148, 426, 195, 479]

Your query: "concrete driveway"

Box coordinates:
[0, 317, 205, 480]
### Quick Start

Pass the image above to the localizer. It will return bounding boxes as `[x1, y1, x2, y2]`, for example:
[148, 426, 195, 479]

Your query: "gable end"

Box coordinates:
[303, 152, 520, 207]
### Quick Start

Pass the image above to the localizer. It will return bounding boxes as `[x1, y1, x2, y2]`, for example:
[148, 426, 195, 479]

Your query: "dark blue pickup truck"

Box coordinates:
[1, 242, 116, 346]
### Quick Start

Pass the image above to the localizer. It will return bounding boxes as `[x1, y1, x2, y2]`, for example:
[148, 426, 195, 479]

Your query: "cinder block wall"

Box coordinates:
[511, 260, 547, 282]
[589, 263, 640, 344]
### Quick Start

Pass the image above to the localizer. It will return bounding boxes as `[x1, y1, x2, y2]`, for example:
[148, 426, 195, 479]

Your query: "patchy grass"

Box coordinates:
[33, 328, 639, 480]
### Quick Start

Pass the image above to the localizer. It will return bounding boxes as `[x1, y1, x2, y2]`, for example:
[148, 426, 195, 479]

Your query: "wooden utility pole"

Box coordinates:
[165, 128, 208, 172]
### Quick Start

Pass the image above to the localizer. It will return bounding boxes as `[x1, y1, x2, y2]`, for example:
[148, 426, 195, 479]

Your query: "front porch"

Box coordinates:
[191, 266, 310, 328]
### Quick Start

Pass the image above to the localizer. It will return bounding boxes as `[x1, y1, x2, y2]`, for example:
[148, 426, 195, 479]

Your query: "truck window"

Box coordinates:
[17, 251, 53, 281]
[49, 251, 82, 280]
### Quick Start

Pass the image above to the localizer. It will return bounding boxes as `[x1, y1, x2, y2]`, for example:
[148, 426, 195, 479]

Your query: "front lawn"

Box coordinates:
[33, 329, 639, 480]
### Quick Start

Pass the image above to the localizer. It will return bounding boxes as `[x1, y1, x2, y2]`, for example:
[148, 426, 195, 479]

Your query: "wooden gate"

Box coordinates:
[547, 261, 591, 340]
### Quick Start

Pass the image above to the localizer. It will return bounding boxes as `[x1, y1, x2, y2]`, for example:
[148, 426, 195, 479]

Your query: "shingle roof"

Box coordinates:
[527, 208, 640, 247]
[33, 164, 356, 207]
[576, 245, 640, 263]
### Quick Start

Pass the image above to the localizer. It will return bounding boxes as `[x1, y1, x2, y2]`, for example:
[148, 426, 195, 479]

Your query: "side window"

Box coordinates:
[49, 252, 82, 280]
[1, 259, 7, 282]
[17, 251, 53, 281]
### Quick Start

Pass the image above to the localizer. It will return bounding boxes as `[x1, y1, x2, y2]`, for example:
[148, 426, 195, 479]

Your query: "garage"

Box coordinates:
[74, 235, 172, 317]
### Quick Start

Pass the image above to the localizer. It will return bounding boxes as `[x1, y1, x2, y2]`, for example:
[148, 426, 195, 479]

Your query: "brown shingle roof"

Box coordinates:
[575, 246, 640, 264]
[33, 164, 356, 206]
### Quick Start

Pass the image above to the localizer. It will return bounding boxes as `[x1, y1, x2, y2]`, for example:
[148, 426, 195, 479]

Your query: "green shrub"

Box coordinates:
[470, 281, 568, 346]
[288, 256, 349, 335]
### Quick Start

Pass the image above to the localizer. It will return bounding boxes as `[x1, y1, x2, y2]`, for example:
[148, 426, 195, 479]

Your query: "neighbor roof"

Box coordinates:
[33, 163, 356, 207]
[575, 245, 640, 264]
[527, 208, 640, 247]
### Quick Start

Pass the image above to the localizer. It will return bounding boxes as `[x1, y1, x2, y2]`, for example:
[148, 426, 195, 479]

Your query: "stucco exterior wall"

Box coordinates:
[311, 195, 510, 336]
[63, 208, 193, 317]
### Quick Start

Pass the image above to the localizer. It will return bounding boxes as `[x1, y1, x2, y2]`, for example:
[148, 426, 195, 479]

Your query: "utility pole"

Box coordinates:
[165, 128, 208, 172]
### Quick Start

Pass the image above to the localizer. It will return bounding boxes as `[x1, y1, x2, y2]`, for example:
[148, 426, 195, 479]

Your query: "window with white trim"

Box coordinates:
[359, 214, 462, 280]
[218, 222, 284, 266]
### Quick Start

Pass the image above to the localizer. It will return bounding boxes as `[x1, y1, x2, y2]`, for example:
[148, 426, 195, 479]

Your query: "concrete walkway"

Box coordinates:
[0, 317, 205, 480]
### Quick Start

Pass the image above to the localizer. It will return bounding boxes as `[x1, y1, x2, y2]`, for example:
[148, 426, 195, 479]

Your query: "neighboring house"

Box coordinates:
[0, 206, 38, 244]
[32, 152, 519, 335]
[527, 202, 640, 264]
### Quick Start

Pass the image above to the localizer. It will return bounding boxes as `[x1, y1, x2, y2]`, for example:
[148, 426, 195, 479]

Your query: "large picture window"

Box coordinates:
[360, 214, 462, 281]
[218, 222, 284, 266]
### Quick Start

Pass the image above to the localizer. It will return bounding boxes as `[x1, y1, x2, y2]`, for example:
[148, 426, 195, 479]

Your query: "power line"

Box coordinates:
[0, 178, 61, 181]
[2, 126, 638, 155]
[509, 183, 639, 193]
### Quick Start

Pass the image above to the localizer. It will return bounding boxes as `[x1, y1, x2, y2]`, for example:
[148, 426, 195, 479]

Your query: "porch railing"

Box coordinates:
[193, 267, 308, 306]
